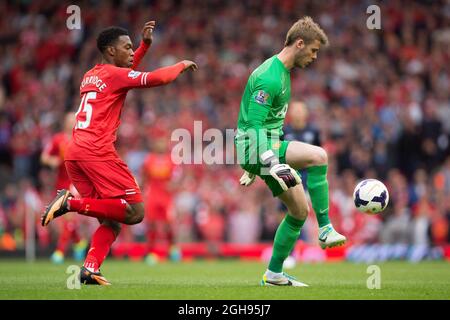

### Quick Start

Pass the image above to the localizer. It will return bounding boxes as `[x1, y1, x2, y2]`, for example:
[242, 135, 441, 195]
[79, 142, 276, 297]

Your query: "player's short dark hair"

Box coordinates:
[96, 26, 129, 53]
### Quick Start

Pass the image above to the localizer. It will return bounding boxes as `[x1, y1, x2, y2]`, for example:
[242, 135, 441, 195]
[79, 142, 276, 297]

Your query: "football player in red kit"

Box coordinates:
[41, 113, 75, 192]
[41, 21, 197, 285]
[141, 131, 180, 265]
[41, 112, 86, 264]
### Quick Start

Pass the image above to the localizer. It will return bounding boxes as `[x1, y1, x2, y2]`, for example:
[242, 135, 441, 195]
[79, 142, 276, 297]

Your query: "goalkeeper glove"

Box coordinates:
[239, 171, 256, 186]
[260, 150, 301, 192]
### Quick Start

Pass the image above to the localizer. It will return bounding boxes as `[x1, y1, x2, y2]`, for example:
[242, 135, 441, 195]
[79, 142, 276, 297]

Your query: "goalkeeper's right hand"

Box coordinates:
[260, 150, 301, 192]
[239, 171, 256, 186]
[269, 163, 302, 191]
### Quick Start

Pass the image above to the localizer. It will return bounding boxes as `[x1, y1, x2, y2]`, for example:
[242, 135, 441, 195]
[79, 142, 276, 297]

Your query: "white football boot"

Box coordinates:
[318, 224, 346, 249]
[261, 270, 309, 287]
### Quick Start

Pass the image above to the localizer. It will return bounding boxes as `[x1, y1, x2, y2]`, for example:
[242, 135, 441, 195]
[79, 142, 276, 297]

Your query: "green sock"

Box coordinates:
[268, 214, 305, 273]
[307, 165, 331, 228]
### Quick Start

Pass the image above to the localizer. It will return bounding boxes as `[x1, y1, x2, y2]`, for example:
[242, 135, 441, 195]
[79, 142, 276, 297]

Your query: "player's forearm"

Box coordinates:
[40, 154, 60, 168]
[131, 40, 150, 69]
[145, 62, 185, 87]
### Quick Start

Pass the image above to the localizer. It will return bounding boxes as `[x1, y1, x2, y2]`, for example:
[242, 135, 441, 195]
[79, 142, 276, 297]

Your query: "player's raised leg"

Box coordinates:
[41, 192, 144, 226]
[285, 141, 346, 249]
[41, 160, 146, 285]
[261, 184, 309, 287]
[42, 160, 145, 227]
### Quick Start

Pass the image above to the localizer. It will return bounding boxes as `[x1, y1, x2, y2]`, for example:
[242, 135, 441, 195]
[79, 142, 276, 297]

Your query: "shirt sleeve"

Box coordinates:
[43, 136, 59, 157]
[246, 78, 280, 162]
[131, 40, 150, 70]
[110, 63, 185, 92]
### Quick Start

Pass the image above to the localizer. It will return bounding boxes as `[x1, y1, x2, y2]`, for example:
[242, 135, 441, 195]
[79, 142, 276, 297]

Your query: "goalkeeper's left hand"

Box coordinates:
[239, 171, 256, 186]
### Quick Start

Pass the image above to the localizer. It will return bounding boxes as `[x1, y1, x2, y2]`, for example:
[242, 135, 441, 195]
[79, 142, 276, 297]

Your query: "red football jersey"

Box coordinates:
[65, 62, 185, 161]
[43, 132, 71, 190]
[142, 153, 175, 196]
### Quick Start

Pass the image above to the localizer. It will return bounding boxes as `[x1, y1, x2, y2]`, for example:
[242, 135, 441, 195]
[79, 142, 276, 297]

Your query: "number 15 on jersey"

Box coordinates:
[75, 92, 96, 129]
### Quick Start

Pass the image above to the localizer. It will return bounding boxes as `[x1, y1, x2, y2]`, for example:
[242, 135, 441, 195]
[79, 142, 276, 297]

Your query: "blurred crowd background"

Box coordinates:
[0, 0, 449, 259]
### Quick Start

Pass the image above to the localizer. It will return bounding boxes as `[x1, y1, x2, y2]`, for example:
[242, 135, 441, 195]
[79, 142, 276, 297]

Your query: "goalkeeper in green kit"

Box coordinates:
[235, 16, 346, 287]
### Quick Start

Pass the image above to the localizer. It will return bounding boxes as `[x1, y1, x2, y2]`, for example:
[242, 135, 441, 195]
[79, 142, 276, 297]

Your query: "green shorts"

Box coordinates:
[236, 138, 291, 197]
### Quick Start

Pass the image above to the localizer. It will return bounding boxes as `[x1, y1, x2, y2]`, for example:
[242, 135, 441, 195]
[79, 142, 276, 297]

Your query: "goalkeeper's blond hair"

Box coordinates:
[285, 16, 329, 47]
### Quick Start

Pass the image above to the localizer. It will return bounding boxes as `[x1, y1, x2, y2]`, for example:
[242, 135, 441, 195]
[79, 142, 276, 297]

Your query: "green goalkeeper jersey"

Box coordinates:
[235, 55, 291, 162]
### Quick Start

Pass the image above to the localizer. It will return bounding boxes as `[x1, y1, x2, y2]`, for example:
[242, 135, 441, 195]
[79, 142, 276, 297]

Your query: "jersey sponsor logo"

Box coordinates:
[255, 90, 269, 105]
[128, 70, 141, 79]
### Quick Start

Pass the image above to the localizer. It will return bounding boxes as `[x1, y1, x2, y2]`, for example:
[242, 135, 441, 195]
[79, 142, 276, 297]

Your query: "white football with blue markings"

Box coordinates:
[353, 179, 389, 214]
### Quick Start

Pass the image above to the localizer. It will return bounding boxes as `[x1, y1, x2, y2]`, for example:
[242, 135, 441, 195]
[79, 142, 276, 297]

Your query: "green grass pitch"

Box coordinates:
[0, 259, 449, 299]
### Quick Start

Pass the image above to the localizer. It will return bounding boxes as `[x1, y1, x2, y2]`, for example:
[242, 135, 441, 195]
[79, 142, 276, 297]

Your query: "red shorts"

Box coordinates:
[65, 159, 143, 204]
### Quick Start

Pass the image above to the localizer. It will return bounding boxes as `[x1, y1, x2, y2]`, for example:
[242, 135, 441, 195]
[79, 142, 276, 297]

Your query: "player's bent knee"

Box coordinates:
[287, 201, 309, 221]
[133, 210, 145, 224]
[288, 209, 308, 222]
[127, 203, 145, 225]
[312, 147, 328, 166]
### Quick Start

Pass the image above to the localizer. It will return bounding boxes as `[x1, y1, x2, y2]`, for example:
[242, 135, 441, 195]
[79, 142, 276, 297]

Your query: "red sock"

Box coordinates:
[71, 228, 81, 244]
[84, 225, 116, 272]
[165, 223, 174, 245]
[147, 227, 157, 254]
[56, 223, 72, 253]
[68, 198, 127, 223]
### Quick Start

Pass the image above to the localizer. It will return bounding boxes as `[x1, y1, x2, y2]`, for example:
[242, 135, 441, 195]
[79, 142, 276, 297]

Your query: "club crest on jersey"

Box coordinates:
[128, 70, 141, 79]
[255, 90, 269, 105]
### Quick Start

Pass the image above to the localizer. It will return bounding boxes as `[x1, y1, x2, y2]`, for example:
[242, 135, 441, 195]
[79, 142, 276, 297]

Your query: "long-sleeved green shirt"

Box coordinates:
[235, 55, 291, 164]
